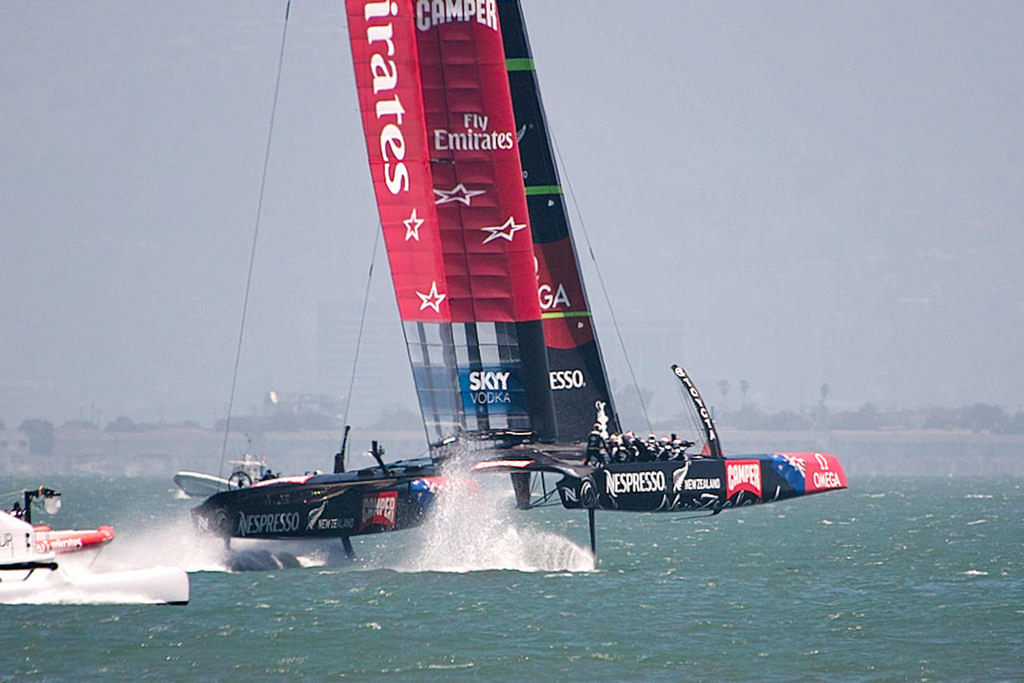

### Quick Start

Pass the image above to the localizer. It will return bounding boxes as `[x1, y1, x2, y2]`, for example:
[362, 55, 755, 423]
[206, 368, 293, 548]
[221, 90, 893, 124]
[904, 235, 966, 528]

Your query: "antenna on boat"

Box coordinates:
[334, 425, 350, 473]
[370, 441, 389, 476]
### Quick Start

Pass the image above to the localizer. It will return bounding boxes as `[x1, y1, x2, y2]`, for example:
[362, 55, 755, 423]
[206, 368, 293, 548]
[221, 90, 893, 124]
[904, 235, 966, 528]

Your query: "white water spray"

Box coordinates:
[390, 458, 594, 573]
[69, 513, 230, 574]
[129, 477, 594, 575]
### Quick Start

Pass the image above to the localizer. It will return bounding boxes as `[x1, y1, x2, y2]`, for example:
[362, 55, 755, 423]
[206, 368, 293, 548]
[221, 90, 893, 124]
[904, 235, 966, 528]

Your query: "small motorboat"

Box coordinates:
[8, 486, 116, 555]
[1, 489, 189, 605]
[0, 509, 189, 605]
[173, 470, 232, 498]
[175, 452, 277, 498]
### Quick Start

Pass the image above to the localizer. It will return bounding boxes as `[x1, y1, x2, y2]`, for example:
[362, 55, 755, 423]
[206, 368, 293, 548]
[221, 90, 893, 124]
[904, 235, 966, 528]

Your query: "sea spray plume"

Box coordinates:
[79, 499, 311, 574]
[394, 453, 594, 573]
[71, 513, 230, 574]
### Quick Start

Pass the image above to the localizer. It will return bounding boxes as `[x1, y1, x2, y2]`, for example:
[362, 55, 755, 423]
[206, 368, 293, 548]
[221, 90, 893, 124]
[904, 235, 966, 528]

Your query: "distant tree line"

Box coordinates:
[716, 402, 1024, 433]
[7, 402, 1024, 458]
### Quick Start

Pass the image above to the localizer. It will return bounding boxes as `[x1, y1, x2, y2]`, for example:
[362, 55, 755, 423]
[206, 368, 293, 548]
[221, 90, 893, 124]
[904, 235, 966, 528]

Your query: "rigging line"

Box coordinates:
[218, 0, 292, 479]
[0, 488, 25, 502]
[340, 225, 382, 431]
[549, 135, 653, 434]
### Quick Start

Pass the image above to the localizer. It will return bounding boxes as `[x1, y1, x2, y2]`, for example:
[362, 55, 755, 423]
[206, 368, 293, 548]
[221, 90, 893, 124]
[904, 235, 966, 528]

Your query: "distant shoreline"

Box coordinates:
[2, 426, 1023, 478]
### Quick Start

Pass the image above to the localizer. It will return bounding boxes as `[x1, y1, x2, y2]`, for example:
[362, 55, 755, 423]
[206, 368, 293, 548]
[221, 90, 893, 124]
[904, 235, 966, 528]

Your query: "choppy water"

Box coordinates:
[2, 472, 1022, 681]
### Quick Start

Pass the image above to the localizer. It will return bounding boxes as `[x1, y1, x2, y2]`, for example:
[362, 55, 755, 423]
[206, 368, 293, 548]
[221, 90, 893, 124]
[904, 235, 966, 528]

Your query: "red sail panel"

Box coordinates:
[415, 6, 540, 324]
[349, 2, 555, 444]
[535, 237, 596, 349]
[349, 0, 540, 325]
[346, 0, 450, 322]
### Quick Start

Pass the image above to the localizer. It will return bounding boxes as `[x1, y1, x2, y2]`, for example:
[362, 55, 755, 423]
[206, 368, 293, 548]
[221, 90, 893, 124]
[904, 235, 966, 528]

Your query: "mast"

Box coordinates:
[497, 0, 620, 440]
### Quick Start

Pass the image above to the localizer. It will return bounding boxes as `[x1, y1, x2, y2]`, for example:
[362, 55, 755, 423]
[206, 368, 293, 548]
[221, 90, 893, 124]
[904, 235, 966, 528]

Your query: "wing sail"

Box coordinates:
[347, 0, 555, 447]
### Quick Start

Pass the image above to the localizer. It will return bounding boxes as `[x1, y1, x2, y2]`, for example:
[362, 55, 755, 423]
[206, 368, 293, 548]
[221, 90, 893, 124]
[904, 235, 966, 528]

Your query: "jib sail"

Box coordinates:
[497, 0, 619, 438]
[346, 0, 555, 447]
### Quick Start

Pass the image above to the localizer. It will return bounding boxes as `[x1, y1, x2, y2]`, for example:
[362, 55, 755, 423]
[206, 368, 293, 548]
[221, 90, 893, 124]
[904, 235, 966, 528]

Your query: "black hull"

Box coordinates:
[472, 447, 847, 515]
[555, 454, 847, 514]
[191, 461, 447, 541]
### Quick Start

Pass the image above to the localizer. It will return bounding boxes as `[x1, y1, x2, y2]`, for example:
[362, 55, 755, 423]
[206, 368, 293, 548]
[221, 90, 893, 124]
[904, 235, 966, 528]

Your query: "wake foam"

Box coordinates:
[387, 460, 594, 573]
[62, 514, 231, 574]
[81, 473, 594, 575]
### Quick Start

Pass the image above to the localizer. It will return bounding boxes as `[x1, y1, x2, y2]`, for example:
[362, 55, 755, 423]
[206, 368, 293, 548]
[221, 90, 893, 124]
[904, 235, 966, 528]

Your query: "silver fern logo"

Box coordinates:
[671, 462, 691, 492]
[307, 500, 327, 530]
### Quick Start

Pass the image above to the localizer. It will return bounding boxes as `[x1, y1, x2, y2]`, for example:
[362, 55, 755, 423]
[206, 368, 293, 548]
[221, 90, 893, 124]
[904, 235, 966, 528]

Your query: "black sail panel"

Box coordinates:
[498, 0, 619, 439]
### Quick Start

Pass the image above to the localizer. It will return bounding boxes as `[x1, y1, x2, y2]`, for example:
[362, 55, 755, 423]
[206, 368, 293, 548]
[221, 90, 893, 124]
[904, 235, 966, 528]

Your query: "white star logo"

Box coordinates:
[434, 183, 485, 206]
[480, 216, 527, 244]
[403, 208, 424, 241]
[416, 281, 446, 313]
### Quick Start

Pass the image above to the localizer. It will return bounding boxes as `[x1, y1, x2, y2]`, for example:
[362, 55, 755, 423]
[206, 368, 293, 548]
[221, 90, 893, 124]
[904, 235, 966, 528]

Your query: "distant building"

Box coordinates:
[0, 430, 30, 454]
[263, 391, 344, 418]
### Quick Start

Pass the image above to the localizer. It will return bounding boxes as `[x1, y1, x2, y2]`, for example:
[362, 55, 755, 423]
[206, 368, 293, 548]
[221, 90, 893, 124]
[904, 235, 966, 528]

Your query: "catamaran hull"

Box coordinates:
[192, 474, 447, 541]
[555, 453, 847, 513]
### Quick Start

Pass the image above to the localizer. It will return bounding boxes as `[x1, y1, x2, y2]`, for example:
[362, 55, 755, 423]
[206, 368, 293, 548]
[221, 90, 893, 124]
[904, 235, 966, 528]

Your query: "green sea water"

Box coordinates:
[2, 472, 1021, 681]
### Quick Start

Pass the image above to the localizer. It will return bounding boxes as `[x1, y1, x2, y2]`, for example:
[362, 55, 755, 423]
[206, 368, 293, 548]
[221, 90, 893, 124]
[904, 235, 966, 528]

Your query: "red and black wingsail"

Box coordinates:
[347, 1, 618, 448]
[347, 0, 555, 447]
[497, 0, 620, 439]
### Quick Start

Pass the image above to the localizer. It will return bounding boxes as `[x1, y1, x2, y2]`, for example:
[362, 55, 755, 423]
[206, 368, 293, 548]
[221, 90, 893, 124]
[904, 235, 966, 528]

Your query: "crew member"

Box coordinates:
[583, 423, 606, 466]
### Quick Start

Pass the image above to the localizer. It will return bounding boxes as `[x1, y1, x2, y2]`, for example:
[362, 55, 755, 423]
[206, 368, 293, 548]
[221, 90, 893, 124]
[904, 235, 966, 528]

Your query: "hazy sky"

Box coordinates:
[2, 1, 1022, 428]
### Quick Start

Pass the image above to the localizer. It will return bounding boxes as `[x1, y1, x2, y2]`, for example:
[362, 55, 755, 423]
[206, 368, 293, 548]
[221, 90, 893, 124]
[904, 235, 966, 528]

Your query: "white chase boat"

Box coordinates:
[174, 452, 276, 498]
[0, 509, 189, 605]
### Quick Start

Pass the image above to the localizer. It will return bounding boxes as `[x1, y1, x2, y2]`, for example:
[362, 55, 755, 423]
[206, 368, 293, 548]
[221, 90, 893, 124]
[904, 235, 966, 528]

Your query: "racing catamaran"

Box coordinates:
[191, 0, 846, 556]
